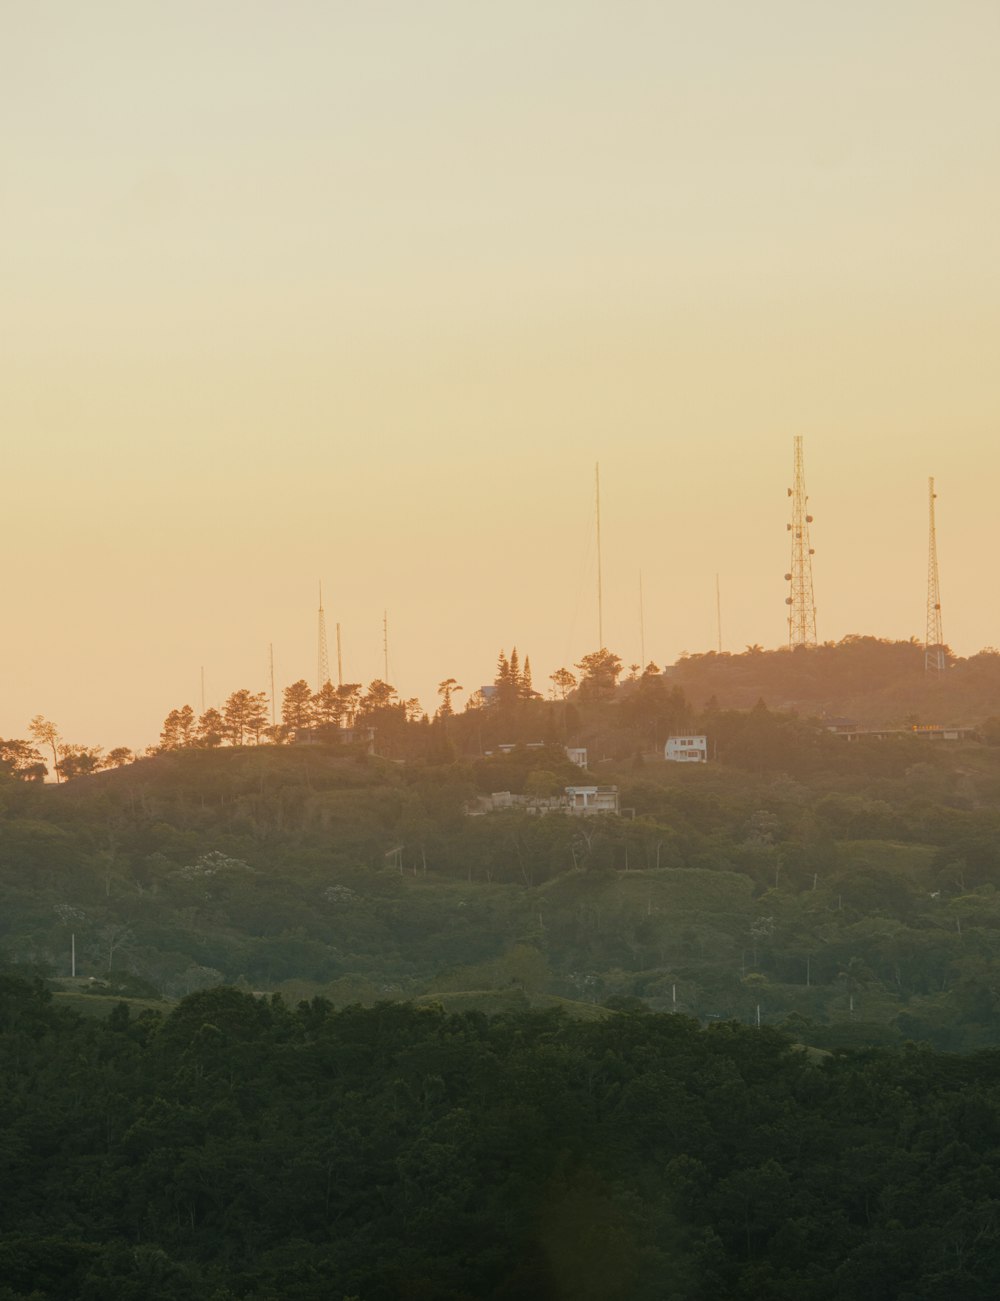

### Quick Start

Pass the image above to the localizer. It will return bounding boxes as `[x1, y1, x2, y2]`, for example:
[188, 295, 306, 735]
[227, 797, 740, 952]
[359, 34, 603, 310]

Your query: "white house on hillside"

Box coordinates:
[665, 735, 708, 763]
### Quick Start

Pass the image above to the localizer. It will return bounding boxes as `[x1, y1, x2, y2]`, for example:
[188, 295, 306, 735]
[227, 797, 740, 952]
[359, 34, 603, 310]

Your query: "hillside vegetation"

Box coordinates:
[4, 699, 1000, 1051]
[4, 973, 1000, 1299]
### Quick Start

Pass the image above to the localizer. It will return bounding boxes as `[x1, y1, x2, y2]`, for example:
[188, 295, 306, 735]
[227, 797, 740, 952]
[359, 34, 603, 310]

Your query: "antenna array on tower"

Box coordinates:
[925, 478, 945, 673]
[784, 436, 817, 647]
[317, 584, 331, 691]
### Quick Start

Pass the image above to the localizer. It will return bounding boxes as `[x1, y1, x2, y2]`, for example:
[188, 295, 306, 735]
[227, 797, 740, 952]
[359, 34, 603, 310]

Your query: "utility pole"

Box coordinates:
[317, 583, 331, 691]
[784, 436, 817, 647]
[926, 477, 945, 673]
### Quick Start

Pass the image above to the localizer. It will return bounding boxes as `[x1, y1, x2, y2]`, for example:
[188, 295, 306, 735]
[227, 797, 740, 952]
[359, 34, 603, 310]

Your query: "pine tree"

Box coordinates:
[282, 680, 315, 731]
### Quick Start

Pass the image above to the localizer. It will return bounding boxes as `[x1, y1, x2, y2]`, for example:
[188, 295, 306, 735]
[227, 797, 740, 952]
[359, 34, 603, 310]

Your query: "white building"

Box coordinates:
[469, 785, 620, 816]
[665, 735, 708, 763]
[564, 785, 620, 814]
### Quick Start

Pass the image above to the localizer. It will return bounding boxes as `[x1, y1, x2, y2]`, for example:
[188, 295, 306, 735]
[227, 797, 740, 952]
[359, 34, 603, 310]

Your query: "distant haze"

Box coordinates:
[3, 1, 998, 749]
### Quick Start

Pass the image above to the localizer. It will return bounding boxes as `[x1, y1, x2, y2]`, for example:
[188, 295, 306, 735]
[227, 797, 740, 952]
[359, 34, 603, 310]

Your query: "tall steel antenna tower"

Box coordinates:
[925, 477, 945, 673]
[595, 462, 604, 648]
[784, 436, 817, 647]
[317, 583, 331, 690]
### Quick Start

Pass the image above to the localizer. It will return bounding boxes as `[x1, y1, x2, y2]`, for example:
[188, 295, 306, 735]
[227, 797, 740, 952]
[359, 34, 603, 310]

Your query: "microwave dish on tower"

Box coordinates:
[784, 436, 817, 647]
[925, 478, 945, 673]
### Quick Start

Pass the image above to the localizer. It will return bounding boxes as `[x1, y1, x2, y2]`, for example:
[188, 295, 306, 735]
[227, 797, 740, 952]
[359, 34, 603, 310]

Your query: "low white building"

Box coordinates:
[469, 785, 620, 816]
[565, 785, 620, 814]
[665, 734, 708, 763]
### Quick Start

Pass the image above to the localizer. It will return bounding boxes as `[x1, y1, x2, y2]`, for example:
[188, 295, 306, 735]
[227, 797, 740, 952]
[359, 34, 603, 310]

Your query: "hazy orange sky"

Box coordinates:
[3, 2, 999, 750]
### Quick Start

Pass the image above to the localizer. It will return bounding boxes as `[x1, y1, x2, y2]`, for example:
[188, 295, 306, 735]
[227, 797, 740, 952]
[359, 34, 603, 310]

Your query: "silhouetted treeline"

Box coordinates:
[6, 637, 1000, 780]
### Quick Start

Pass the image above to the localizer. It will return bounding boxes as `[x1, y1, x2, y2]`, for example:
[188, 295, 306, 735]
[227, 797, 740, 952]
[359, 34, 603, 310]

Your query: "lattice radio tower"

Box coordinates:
[784, 436, 817, 647]
[925, 478, 945, 673]
[317, 583, 331, 690]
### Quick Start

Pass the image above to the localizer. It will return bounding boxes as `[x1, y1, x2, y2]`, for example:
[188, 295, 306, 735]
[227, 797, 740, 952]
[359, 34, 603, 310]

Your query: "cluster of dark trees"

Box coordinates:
[6, 638, 1000, 782]
[0, 718, 134, 784]
[4, 969, 1000, 1299]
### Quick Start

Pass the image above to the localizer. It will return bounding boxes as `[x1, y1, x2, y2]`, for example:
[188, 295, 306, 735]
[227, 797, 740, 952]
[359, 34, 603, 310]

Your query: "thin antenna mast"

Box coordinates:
[784, 436, 817, 647]
[595, 462, 604, 648]
[639, 571, 646, 668]
[716, 574, 722, 653]
[926, 477, 945, 673]
[269, 643, 276, 727]
[336, 622, 343, 687]
[383, 610, 389, 682]
[317, 583, 331, 690]
[200, 666, 205, 713]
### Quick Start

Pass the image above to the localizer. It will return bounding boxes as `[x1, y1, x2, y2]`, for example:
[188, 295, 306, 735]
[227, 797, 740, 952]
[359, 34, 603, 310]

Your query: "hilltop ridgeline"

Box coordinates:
[5, 637, 1000, 783]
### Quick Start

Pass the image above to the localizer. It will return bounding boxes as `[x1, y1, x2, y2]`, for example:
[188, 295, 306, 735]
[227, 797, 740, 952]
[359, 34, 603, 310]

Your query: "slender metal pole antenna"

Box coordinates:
[639, 570, 646, 668]
[595, 462, 604, 648]
[336, 622, 343, 687]
[200, 666, 205, 713]
[269, 643, 276, 727]
[383, 610, 389, 682]
[716, 573, 722, 653]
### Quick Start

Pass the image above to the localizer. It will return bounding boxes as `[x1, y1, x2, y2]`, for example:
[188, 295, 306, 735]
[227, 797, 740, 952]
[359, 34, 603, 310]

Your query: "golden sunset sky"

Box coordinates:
[3, 1, 999, 749]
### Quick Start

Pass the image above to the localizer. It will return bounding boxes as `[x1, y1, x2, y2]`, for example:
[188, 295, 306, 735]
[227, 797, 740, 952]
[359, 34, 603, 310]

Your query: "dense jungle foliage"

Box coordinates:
[3, 972, 1000, 1300]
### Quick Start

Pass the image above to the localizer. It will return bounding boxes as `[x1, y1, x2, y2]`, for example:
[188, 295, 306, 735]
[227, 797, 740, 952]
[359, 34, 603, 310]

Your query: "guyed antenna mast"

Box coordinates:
[926, 477, 945, 673]
[317, 583, 331, 690]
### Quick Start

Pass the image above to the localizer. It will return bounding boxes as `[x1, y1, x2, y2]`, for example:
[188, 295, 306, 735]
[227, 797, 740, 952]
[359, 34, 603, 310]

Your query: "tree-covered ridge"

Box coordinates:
[670, 636, 1000, 727]
[2, 972, 1000, 1300]
[5, 636, 1000, 783]
[4, 728, 1000, 1050]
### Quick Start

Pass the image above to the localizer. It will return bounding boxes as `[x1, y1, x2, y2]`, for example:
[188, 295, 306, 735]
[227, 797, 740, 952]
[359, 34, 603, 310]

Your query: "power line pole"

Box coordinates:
[926, 477, 945, 673]
[317, 583, 331, 691]
[785, 435, 817, 647]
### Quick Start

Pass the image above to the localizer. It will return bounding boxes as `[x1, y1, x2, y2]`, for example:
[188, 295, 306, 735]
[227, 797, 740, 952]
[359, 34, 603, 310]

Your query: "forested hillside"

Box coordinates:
[3, 972, 1000, 1299]
[668, 637, 1000, 727]
[4, 715, 1000, 1052]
